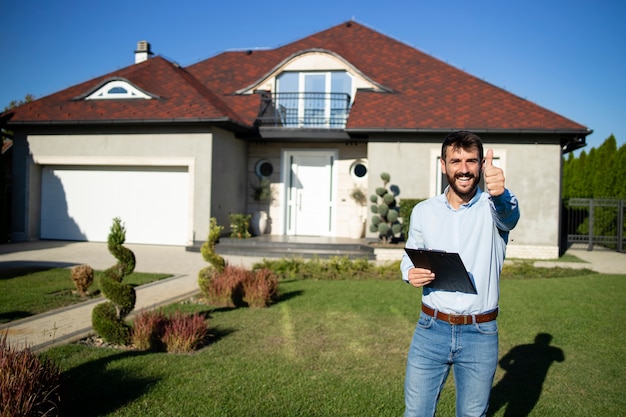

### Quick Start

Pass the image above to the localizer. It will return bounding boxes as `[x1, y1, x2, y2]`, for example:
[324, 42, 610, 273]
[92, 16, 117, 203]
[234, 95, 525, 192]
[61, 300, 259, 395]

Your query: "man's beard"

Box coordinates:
[446, 171, 481, 199]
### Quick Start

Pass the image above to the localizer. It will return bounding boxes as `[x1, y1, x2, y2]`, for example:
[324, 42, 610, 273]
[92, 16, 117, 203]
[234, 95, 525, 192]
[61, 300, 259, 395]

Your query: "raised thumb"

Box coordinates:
[484, 148, 494, 168]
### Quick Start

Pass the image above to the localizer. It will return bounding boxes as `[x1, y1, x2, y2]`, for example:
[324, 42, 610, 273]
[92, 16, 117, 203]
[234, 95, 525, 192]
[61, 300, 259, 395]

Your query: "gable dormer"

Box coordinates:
[239, 49, 391, 130]
[82, 78, 154, 100]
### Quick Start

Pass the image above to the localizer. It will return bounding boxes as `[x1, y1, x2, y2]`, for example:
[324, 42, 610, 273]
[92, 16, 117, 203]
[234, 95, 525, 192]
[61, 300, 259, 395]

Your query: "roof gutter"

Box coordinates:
[346, 127, 592, 135]
[6, 117, 254, 132]
[8, 116, 235, 125]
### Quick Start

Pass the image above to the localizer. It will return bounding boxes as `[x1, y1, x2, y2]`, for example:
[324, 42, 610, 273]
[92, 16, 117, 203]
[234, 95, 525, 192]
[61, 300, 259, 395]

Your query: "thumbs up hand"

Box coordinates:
[483, 149, 505, 197]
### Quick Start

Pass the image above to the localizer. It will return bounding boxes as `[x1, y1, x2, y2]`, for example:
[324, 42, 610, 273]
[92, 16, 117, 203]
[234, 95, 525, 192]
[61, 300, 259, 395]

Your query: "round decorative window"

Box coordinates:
[350, 159, 368, 180]
[255, 159, 274, 178]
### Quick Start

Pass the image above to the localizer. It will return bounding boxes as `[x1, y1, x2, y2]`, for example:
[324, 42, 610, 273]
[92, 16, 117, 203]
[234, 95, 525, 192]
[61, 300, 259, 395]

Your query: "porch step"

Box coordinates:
[186, 236, 376, 260]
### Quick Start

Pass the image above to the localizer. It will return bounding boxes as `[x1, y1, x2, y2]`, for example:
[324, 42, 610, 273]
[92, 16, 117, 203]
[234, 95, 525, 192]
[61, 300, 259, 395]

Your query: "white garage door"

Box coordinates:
[41, 166, 190, 245]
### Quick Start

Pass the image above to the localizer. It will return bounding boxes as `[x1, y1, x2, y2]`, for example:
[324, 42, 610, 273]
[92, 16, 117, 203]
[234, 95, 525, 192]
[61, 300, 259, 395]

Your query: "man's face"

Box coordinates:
[441, 145, 482, 200]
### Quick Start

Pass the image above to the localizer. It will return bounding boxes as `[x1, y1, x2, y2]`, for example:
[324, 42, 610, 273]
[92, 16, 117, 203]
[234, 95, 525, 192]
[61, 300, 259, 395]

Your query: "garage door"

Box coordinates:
[41, 166, 190, 245]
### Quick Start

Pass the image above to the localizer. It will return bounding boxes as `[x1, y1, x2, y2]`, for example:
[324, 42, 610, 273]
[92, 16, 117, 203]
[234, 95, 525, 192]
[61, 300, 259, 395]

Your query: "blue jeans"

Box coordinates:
[404, 311, 499, 417]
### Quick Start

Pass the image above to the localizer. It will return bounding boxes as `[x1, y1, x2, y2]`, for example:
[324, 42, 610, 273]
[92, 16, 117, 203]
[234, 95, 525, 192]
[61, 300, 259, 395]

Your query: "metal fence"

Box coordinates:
[563, 198, 625, 252]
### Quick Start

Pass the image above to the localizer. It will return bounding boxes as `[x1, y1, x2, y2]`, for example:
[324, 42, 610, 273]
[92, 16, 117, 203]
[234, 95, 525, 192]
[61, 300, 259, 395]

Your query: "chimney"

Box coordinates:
[135, 40, 153, 64]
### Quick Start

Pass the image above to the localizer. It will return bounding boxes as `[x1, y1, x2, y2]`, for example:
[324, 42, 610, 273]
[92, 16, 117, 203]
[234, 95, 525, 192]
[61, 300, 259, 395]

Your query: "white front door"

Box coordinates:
[284, 150, 336, 236]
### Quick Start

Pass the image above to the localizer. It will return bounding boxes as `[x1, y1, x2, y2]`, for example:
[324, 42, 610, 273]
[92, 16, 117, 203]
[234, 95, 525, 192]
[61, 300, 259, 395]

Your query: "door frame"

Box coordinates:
[281, 149, 338, 236]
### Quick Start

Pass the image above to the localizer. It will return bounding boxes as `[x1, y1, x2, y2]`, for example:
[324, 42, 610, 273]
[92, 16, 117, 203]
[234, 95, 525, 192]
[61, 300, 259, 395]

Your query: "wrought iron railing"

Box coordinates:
[256, 92, 351, 128]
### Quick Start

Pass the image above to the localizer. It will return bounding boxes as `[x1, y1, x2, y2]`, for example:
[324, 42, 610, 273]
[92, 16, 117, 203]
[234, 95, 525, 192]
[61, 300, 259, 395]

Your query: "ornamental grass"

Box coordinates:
[0, 333, 62, 417]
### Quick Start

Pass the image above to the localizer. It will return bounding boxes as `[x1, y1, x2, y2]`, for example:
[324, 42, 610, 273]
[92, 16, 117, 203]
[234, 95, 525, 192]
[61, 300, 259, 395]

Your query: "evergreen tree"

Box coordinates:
[616, 143, 626, 199]
[562, 153, 574, 199]
[591, 135, 617, 198]
[569, 150, 589, 198]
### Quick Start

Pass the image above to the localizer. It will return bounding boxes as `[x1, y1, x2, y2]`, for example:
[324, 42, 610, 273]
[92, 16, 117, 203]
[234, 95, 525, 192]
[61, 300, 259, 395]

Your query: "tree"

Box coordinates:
[591, 135, 616, 198]
[3, 94, 35, 112]
[562, 134, 624, 199]
[616, 143, 626, 199]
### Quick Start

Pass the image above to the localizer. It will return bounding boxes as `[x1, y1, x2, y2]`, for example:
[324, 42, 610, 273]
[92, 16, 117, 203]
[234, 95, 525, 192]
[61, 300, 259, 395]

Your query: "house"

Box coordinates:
[1, 21, 590, 259]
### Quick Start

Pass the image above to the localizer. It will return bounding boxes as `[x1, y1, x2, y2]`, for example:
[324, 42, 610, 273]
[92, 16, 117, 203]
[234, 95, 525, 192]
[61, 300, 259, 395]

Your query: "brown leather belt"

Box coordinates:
[421, 304, 498, 325]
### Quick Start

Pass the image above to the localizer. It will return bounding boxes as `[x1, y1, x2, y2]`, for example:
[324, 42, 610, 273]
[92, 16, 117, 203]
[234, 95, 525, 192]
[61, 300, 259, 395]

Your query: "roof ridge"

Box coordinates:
[173, 63, 244, 123]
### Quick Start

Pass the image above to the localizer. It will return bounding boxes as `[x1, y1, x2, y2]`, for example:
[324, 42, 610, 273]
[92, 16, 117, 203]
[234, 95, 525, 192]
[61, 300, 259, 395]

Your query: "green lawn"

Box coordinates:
[0, 268, 171, 324]
[41, 272, 626, 416]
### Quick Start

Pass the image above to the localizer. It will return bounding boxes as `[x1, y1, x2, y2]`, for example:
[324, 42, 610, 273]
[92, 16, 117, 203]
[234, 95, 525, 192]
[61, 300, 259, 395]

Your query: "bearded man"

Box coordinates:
[401, 131, 520, 417]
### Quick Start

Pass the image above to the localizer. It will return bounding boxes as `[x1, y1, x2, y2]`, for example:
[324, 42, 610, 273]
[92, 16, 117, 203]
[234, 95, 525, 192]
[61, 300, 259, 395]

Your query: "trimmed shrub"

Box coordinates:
[70, 264, 94, 296]
[131, 309, 167, 351]
[131, 310, 208, 353]
[228, 213, 252, 238]
[253, 256, 401, 281]
[0, 333, 62, 417]
[369, 172, 402, 243]
[398, 198, 424, 240]
[202, 265, 247, 307]
[162, 311, 208, 354]
[242, 268, 279, 308]
[199, 265, 279, 308]
[92, 217, 136, 345]
[91, 302, 131, 346]
[198, 217, 227, 301]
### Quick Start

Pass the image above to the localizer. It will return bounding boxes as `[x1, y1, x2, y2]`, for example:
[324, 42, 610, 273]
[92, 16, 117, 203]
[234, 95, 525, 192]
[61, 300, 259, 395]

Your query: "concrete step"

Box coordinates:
[186, 237, 376, 260]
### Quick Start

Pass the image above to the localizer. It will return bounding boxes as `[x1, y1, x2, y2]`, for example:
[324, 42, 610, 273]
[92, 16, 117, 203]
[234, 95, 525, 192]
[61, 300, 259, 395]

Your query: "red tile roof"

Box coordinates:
[5, 21, 588, 134]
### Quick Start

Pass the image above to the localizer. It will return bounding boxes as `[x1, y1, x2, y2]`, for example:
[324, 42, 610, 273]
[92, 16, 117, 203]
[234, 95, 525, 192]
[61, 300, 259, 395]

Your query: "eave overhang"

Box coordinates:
[258, 127, 351, 141]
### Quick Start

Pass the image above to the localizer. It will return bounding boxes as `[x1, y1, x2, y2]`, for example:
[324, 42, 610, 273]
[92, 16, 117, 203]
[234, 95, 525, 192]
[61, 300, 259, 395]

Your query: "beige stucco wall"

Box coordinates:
[503, 143, 562, 259]
[210, 129, 248, 238]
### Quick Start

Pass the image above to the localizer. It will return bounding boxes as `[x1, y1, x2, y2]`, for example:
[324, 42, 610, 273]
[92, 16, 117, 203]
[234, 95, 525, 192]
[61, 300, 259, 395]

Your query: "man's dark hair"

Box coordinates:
[441, 131, 484, 162]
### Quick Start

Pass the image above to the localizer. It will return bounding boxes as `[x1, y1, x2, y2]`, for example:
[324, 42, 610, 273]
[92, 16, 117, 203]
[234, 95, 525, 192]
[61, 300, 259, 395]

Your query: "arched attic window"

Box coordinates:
[85, 80, 152, 100]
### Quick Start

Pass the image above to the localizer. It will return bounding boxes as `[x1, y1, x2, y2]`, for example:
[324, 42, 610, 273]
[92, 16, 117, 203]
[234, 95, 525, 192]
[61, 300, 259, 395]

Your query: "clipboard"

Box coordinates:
[404, 248, 477, 294]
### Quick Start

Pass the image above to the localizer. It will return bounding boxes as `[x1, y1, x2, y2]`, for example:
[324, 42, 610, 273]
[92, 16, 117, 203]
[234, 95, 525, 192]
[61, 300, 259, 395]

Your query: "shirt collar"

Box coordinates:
[440, 186, 483, 210]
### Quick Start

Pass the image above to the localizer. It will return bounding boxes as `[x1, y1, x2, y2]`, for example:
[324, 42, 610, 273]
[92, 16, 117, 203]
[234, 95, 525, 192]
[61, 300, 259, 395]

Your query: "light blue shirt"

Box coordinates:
[401, 186, 520, 315]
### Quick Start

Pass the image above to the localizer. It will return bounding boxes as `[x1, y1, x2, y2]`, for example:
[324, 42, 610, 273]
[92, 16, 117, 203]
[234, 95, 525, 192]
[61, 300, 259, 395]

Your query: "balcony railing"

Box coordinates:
[256, 92, 351, 128]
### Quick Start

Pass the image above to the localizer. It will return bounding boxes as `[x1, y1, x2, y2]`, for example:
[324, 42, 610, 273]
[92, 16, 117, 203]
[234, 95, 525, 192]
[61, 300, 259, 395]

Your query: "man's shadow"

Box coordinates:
[488, 333, 565, 417]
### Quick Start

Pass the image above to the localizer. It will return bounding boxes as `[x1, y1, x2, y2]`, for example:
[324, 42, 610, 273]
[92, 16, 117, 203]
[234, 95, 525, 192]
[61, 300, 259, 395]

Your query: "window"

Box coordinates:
[350, 159, 368, 181]
[85, 80, 152, 100]
[107, 86, 128, 94]
[255, 159, 274, 178]
[276, 71, 353, 127]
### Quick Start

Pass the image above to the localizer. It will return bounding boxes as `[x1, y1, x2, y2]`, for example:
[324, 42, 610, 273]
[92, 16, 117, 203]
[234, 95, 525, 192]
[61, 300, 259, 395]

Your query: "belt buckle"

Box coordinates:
[447, 314, 470, 325]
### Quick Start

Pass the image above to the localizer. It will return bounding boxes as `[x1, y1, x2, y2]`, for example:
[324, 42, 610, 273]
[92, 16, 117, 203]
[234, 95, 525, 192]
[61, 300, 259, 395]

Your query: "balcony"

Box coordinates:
[256, 92, 352, 129]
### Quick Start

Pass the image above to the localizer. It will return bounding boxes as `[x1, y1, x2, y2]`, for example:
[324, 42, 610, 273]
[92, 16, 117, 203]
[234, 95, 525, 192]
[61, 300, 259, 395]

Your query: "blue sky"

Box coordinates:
[3, 0, 624, 153]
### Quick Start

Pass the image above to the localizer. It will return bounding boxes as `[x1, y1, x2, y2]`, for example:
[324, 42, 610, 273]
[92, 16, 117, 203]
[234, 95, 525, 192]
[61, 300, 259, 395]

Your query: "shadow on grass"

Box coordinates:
[275, 289, 304, 304]
[0, 262, 77, 280]
[488, 333, 565, 417]
[58, 350, 159, 416]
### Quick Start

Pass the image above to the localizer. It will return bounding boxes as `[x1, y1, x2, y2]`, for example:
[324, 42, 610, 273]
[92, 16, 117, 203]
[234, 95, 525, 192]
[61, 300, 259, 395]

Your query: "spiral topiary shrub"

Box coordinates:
[198, 217, 227, 299]
[92, 217, 136, 345]
[369, 172, 403, 243]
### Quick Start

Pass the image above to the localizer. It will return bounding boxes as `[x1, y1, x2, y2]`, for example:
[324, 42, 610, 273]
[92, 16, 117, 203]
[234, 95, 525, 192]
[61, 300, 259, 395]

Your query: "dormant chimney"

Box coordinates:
[135, 40, 153, 64]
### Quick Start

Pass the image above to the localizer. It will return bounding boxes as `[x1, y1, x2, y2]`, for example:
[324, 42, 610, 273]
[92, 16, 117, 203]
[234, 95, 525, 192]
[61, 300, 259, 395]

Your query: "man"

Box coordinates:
[400, 131, 520, 417]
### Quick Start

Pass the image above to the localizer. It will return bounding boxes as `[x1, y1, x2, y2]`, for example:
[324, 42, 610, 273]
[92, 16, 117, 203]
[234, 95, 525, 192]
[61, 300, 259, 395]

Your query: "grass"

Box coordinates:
[38, 270, 625, 417]
[0, 267, 171, 324]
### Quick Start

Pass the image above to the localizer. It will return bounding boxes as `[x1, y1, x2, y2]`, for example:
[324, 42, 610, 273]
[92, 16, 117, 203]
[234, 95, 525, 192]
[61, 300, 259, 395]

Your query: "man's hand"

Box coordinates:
[407, 267, 435, 288]
[483, 149, 505, 197]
